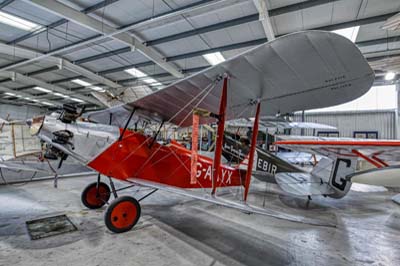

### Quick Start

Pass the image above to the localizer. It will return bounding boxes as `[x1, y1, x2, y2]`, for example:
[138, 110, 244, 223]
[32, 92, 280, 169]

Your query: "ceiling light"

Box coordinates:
[203, 52, 225, 65]
[385, 72, 396, 81]
[32, 99, 39, 103]
[125, 67, 147, 78]
[332, 26, 360, 43]
[4, 92, 16, 96]
[90, 86, 105, 92]
[33, 86, 52, 93]
[71, 98, 85, 103]
[142, 78, 159, 84]
[42, 102, 54, 106]
[0, 11, 41, 31]
[24, 97, 31, 100]
[54, 92, 70, 98]
[72, 79, 92, 87]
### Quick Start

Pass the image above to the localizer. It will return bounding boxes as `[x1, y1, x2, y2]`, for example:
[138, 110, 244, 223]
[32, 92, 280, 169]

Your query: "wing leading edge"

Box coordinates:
[128, 177, 336, 227]
[88, 31, 374, 127]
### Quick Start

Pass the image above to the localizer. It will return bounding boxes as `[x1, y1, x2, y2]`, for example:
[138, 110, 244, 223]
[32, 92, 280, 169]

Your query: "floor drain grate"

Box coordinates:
[26, 214, 77, 240]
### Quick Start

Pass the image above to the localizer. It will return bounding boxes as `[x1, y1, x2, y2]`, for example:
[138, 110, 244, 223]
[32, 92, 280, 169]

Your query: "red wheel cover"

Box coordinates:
[110, 201, 138, 229]
[86, 185, 109, 207]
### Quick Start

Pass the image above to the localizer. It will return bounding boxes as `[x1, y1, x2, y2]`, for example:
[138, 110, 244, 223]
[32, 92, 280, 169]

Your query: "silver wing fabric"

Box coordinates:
[88, 31, 374, 127]
[127, 177, 335, 227]
[275, 172, 334, 196]
[275, 136, 400, 162]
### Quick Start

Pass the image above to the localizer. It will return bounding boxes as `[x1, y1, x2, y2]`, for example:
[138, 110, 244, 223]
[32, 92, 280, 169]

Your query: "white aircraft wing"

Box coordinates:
[127, 177, 335, 227]
[275, 172, 334, 196]
[86, 31, 373, 128]
[226, 118, 336, 130]
[275, 136, 400, 162]
[0, 161, 51, 173]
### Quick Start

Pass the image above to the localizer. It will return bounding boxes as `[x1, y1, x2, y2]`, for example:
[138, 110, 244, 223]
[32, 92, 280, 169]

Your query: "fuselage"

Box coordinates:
[35, 115, 245, 189]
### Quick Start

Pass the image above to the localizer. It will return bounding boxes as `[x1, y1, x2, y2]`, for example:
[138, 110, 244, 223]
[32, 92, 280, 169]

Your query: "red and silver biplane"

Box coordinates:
[27, 31, 374, 233]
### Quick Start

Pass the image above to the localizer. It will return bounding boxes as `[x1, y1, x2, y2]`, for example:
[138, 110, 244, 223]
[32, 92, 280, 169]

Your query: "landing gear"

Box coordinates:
[81, 175, 157, 233]
[104, 196, 141, 233]
[81, 181, 111, 209]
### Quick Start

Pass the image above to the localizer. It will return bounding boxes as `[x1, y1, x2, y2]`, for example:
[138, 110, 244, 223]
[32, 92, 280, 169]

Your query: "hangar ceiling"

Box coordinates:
[0, 0, 398, 109]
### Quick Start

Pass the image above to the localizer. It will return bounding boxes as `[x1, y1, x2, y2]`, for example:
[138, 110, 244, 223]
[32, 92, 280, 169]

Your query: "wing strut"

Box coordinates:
[243, 100, 261, 201]
[190, 113, 200, 184]
[352, 149, 384, 168]
[211, 76, 228, 195]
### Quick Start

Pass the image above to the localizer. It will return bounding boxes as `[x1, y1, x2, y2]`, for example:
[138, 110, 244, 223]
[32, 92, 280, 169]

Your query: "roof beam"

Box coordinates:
[0, 41, 121, 90]
[27, 0, 184, 78]
[0, 86, 59, 106]
[83, 11, 399, 64]
[9, 0, 120, 44]
[2, 0, 230, 73]
[0, 71, 102, 106]
[253, 0, 275, 41]
[0, 0, 14, 9]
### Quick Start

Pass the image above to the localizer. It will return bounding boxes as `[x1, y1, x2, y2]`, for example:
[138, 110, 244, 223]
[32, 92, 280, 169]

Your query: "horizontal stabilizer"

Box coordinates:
[275, 172, 334, 196]
[349, 166, 400, 188]
[393, 194, 400, 205]
[128, 178, 335, 227]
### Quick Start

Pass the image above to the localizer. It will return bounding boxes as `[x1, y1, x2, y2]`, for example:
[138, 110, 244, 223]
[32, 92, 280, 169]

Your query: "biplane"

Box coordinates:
[27, 31, 374, 233]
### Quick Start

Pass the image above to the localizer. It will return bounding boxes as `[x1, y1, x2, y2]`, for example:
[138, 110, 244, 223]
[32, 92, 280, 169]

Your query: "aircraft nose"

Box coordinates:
[26, 119, 32, 127]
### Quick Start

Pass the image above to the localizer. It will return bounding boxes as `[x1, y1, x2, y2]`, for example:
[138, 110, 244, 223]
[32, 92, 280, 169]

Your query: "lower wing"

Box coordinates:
[127, 177, 336, 227]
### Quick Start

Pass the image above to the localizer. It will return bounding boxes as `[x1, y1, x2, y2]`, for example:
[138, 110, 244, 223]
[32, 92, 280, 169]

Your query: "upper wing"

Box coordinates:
[87, 31, 374, 127]
[275, 136, 400, 162]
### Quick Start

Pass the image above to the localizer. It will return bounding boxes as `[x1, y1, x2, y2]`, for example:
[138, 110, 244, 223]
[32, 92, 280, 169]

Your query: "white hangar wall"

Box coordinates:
[292, 110, 397, 139]
[0, 104, 44, 120]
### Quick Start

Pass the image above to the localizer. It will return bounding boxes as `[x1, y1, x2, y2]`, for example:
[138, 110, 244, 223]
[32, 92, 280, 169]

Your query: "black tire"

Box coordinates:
[81, 181, 111, 209]
[104, 196, 141, 233]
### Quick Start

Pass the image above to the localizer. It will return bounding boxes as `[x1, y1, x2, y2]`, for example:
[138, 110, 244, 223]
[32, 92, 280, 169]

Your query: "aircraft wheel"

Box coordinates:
[104, 196, 141, 233]
[81, 182, 111, 209]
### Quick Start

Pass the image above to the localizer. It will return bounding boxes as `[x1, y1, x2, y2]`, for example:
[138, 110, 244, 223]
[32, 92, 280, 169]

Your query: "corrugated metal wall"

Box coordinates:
[291, 110, 397, 139]
[0, 104, 44, 120]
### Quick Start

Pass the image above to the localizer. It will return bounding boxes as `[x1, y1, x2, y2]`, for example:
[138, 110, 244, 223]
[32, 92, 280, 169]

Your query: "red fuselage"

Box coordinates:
[88, 130, 246, 188]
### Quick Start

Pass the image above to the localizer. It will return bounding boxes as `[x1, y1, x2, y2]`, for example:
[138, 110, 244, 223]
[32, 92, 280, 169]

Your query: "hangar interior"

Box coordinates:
[1, 0, 400, 265]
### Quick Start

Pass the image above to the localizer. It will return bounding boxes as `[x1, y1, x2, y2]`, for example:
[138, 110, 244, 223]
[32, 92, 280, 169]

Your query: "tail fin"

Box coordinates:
[312, 157, 357, 199]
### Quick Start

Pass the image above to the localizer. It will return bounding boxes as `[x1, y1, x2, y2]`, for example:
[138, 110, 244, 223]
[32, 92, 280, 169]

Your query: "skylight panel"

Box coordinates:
[142, 78, 159, 84]
[385, 72, 396, 81]
[332, 26, 360, 43]
[72, 79, 92, 87]
[54, 92, 70, 98]
[90, 86, 105, 92]
[33, 86, 52, 93]
[125, 67, 147, 78]
[0, 11, 41, 31]
[203, 52, 225, 65]
[4, 92, 16, 96]
[71, 98, 85, 103]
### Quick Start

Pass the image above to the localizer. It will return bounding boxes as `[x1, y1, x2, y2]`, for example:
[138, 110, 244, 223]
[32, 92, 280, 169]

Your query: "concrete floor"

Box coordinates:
[0, 175, 399, 266]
